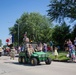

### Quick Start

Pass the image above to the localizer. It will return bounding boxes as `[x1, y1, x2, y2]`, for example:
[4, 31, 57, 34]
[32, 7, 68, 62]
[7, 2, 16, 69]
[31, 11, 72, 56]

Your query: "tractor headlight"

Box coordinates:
[39, 55, 41, 57]
[41, 54, 45, 57]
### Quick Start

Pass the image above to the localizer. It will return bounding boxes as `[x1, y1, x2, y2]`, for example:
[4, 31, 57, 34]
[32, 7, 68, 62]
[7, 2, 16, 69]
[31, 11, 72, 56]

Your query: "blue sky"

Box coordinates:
[0, 0, 50, 45]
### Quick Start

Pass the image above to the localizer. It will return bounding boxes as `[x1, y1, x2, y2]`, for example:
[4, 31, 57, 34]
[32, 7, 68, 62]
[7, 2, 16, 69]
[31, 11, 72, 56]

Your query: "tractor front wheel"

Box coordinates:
[30, 58, 37, 66]
[45, 57, 51, 65]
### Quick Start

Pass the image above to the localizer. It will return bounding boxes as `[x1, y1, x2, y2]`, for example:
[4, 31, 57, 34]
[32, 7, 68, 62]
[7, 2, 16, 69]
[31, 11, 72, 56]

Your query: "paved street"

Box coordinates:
[0, 56, 76, 75]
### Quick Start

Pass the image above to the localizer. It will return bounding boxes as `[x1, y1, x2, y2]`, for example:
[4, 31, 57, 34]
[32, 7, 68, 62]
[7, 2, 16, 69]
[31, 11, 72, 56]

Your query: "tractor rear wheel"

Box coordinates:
[18, 57, 22, 63]
[22, 57, 26, 64]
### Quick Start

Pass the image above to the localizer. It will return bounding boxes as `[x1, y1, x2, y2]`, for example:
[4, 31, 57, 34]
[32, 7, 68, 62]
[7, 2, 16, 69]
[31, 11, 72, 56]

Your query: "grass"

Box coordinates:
[47, 51, 70, 61]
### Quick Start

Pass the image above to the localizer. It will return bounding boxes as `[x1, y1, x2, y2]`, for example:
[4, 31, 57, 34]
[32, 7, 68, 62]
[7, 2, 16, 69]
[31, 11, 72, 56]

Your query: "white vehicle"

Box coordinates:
[0, 47, 2, 56]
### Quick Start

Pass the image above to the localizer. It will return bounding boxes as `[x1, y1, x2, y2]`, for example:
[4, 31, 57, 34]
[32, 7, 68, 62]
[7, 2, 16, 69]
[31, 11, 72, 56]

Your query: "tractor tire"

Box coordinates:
[37, 60, 40, 65]
[45, 57, 51, 65]
[22, 57, 26, 64]
[18, 57, 22, 63]
[30, 58, 37, 66]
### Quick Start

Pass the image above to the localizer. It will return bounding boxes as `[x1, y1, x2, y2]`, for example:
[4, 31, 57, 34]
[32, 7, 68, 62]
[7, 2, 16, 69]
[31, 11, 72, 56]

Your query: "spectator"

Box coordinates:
[6, 47, 10, 56]
[68, 39, 72, 47]
[10, 47, 16, 60]
[74, 37, 76, 50]
[64, 40, 69, 51]
[47, 45, 51, 51]
[50, 41, 53, 52]
[43, 43, 47, 52]
[38, 42, 43, 52]
[71, 45, 75, 61]
[68, 39, 72, 58]
[18, 46, 21, 53]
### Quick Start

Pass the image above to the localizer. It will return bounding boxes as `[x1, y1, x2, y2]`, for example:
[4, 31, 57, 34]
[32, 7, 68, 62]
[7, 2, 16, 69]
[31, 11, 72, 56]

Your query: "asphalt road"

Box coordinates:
[0, 56, 76, 75]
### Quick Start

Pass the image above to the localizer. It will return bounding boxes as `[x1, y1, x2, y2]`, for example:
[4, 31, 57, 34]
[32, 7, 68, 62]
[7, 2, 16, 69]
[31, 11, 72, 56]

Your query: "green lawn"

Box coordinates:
[47, 51, 70, 61]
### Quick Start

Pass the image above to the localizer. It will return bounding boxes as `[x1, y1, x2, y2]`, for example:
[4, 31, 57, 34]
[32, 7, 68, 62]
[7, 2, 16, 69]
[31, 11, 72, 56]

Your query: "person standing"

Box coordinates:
[23, 32, 29, 51]
[38, 42, 43, 52]
[43, 43, 47, 52]
[74, 37, 76, 50]
[64, 40, 69, 51]
[35, 43, 43, 52]
[68, 39, 72, 58]
[10, 47, 16, 60]
[54, 47, 58, 59]
[71, 45, 76, 61]
[50, 41, 53, 53]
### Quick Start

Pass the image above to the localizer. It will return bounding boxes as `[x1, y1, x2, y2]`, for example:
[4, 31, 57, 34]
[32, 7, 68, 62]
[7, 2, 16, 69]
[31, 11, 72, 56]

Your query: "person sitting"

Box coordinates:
[27, 44, 34, 57]
[34, 45, 38, 52]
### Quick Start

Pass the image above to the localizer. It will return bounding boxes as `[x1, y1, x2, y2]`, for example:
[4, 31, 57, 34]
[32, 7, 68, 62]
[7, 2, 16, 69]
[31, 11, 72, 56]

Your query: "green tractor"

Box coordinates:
[18, 51, 51, 66]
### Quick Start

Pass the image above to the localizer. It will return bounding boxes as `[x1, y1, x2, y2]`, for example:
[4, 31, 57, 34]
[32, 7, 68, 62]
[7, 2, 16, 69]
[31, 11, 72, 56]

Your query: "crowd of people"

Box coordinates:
[18, 42, 48, 56]
[0, 32, 76, 62]
[0, 46, 16, 60]
[64, 37, 76, 61]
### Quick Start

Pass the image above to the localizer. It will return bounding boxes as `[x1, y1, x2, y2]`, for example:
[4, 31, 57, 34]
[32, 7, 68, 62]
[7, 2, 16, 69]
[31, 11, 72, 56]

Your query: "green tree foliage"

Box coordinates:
[9, 12, 53, 45]
[52, 22, 71, 49]
[71, 25, 76, 39]
[48, 0, 76, 22]
[0, 39, 2, 47]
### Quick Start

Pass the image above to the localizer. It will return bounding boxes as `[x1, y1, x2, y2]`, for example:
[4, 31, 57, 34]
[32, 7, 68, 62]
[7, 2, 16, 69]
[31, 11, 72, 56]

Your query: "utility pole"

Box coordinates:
[18, 24, 19, 46]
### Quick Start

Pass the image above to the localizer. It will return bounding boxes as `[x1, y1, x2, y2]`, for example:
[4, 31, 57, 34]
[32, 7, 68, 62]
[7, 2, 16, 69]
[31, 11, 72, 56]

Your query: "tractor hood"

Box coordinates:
[31, 51, 47, 57]
[33, 52, 46, 55]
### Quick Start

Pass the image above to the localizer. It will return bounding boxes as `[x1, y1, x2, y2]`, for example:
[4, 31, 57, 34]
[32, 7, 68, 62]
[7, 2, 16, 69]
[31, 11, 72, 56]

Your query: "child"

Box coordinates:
[54, 47, 58, 59]
[71, 45, 76, 61]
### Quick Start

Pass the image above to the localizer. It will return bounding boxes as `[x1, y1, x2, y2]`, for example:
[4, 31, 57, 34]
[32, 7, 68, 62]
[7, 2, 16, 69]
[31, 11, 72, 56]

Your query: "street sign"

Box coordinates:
[6, 39, 9, 42]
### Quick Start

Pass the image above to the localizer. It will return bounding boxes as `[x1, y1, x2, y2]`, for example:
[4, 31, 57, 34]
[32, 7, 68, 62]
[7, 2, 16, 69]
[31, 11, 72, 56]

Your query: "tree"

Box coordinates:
[0, 39, 2, 47]
[52, 22, 71, 49]
[9, 12, 53, 45]
[48, 0, 76, 23]
[71, 24, 76, 39]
